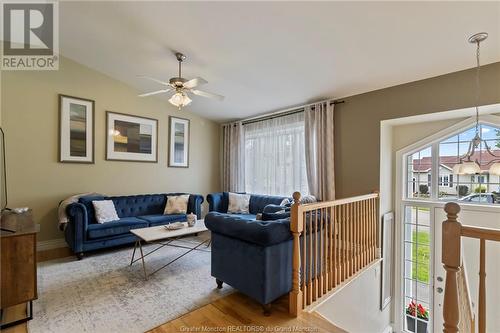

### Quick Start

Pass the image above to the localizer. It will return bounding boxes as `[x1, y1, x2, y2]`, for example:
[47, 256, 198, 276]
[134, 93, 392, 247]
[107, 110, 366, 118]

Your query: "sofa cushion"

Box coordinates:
[138, 214, 187, 227]
[79, 195, 106, 224]
[87, 217, 148, 239]
[205, 212, 292, 246]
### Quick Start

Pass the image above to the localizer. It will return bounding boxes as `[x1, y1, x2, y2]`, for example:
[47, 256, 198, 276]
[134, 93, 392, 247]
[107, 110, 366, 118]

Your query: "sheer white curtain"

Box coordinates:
[244, 112, 308, 196]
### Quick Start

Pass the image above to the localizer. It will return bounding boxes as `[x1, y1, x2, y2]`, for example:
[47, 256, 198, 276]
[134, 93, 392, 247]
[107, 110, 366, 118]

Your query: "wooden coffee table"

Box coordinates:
[130, 220, 209, 280]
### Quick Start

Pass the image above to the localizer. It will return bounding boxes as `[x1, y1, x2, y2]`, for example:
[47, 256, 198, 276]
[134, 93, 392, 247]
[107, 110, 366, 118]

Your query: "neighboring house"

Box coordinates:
[411, 150, 500, 197]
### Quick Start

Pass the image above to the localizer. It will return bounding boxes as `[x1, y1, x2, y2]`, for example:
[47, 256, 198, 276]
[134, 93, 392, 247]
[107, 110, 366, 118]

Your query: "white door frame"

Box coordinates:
[393, 114, 500, 332]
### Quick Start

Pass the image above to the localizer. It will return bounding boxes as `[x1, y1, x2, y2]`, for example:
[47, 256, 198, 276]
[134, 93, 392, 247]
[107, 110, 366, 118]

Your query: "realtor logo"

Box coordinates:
[1, 1, 59, 70]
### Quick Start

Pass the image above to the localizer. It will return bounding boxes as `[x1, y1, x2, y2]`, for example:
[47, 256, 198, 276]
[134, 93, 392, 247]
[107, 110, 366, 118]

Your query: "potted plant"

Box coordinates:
[406, 301, 429, 333]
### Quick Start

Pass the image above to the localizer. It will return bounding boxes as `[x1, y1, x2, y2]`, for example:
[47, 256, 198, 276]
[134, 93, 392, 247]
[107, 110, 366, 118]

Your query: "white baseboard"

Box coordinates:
[37, 238, 67, 251]
[381, 324, 393, 333]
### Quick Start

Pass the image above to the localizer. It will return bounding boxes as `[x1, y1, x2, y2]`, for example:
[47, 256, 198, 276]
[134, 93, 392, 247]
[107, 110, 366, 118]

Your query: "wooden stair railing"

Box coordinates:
[442, 202, 500, 333]
[289, 191, 380, 316]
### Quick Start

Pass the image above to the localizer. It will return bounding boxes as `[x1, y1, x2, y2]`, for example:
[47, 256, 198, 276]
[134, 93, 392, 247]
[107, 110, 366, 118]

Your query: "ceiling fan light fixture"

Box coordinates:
[169, 92, 192, 109]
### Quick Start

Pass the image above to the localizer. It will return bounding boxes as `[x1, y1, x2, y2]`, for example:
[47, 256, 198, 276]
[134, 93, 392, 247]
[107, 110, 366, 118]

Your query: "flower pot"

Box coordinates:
[406, 315, 428, 333]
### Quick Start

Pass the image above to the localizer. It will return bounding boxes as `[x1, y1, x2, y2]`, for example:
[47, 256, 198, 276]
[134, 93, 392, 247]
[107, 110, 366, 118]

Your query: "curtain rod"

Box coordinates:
[240, 100, 344, 126]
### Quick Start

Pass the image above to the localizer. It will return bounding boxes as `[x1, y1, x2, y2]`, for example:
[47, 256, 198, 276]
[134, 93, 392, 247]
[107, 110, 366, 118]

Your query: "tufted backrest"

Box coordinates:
[249, 194, 288, 214]
[109, 194, 167, 218]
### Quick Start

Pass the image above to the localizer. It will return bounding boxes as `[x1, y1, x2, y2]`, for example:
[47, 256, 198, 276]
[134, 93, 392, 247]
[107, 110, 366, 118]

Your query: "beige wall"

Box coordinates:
[1, 57, 221, 242]
[335, 61, 500, 198]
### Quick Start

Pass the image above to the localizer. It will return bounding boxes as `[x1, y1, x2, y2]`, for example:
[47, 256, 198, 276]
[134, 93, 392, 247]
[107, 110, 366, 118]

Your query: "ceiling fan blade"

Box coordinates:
[138, 89, 171, 97]
[183, 77, 208, 89]
[191, 89, 225, 101]
[137, 75, 170, 86]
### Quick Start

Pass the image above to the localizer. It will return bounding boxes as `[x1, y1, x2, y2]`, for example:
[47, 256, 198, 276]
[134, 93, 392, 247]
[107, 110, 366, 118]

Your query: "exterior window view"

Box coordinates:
[407, 124, 500, 204]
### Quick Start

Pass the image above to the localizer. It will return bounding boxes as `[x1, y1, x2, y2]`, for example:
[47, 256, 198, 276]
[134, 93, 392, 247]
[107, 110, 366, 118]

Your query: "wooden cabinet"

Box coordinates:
[0, 211, 38, 328]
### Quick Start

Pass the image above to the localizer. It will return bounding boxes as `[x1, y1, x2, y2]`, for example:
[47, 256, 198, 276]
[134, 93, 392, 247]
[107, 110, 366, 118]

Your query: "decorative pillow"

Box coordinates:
[92, 200, 119, 224]
[164, 195, 190, 214]
[280, 198, 291, 206]
[300, 195, 317, 204]
[227, 192, 251, 214]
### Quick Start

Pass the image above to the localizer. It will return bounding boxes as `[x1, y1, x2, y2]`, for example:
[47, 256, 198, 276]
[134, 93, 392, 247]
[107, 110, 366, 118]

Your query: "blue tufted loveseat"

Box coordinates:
[65, 193, 203, 259]
[204, 192, 297, 314]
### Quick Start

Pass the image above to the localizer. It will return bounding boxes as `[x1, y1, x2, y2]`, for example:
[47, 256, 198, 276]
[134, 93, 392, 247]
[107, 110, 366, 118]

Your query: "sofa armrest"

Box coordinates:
[188, 194, 204, 219]
[65, 203, 88, 253]
[207, 192, 225, 212]
[205, 212, 292, 246]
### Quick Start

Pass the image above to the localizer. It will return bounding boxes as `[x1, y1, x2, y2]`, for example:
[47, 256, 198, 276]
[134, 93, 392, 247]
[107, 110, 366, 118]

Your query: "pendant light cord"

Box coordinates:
[475, 40, 481, 135]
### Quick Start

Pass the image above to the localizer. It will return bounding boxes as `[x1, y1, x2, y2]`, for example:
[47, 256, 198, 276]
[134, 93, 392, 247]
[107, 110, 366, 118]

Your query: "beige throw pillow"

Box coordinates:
[164, 195, 190, 214]
[227, 193, 250, 214]
[92, 200, 119, 224]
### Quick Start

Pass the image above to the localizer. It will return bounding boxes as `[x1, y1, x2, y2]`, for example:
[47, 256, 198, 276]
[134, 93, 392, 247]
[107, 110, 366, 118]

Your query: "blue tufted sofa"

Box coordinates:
[205, 192, 296, 314]
[65, 193, 203, 259]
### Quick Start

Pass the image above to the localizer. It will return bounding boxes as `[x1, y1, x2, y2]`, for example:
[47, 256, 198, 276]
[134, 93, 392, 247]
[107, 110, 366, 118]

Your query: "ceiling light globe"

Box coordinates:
[489, 162, 500, 176]
[457, 161, 481, 175]
[169, 92, 192, 108]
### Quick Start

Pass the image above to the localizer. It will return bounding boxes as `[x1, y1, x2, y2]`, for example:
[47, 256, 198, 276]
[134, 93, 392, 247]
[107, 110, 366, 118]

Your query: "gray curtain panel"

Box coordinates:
[304, 101, 335, 201]
[221, 122, 245, 192]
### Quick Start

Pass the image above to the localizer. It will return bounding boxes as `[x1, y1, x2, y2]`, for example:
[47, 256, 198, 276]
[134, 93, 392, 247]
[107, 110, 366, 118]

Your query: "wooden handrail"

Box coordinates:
[289, 191, 380, 316]
[461, 225, 500, 242]
[442, 202, 499, 333]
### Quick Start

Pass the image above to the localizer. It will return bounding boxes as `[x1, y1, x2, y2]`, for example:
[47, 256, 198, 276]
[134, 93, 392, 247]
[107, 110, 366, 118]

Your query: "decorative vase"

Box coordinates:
[187, 213, 196, 227]
[406, 315, 428, 333]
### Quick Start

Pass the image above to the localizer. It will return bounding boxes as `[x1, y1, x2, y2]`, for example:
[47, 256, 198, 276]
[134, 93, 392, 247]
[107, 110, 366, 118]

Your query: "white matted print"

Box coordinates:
[59, 94, 94, 163]
[168, 116, 190, 168]
[106, 112, 158, 162]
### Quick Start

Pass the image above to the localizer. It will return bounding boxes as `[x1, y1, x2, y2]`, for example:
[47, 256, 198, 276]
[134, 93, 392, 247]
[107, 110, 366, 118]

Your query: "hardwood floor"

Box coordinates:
[2, 247, 345, 333]
[149, 292, 346, 333]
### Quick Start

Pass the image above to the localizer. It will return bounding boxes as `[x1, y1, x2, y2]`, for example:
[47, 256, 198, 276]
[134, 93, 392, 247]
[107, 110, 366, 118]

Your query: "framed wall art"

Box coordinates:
[168, 116, 190, 168]
[106, 111, 158, 162]
[59, 94, 95, 163]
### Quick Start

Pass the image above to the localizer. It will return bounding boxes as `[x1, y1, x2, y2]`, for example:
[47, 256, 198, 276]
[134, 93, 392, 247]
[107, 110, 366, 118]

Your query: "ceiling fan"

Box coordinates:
[138, 52, 224, 109]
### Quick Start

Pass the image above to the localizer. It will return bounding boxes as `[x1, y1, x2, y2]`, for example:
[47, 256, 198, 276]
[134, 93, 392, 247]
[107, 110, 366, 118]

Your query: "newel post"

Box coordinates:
[442, 202, 462, 333]
[289, 191, 303, 317]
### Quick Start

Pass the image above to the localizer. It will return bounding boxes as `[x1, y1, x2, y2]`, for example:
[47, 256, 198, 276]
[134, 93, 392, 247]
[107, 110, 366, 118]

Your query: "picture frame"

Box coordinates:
[380, 211, 394, 310]
[59, 94, 95, 163]
[106, 111, 158, 163]
[168, 116, 190, 168]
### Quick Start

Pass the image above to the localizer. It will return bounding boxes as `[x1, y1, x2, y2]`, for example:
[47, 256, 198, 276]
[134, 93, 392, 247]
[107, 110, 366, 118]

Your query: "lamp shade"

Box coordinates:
[489, 162, 500, 176]
[454, 161, 481, 175]
[169, 92, 192, 108]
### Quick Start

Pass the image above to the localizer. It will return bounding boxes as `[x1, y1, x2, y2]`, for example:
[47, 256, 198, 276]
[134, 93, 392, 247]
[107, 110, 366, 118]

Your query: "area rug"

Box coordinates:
[28, 235, 233, 333]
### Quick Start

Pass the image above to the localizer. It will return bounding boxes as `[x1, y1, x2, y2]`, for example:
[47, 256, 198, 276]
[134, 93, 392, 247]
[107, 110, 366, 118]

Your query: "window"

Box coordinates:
[244, 112, 308, 196]
[406, 146, 432, 199]
[405, 123, 500, 204]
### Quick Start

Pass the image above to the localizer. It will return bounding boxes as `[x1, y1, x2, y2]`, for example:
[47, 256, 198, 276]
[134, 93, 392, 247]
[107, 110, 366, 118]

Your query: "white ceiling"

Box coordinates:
[59, 1, 500, 122]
